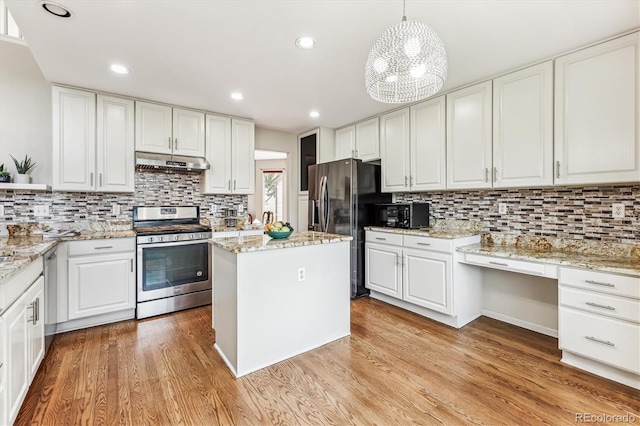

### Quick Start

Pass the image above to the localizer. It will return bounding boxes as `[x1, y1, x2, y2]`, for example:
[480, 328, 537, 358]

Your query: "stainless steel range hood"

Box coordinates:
[135, 152, 210, 172]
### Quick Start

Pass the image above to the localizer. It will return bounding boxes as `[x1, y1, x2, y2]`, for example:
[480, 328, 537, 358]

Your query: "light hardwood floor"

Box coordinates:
[16, 298, 639, 425]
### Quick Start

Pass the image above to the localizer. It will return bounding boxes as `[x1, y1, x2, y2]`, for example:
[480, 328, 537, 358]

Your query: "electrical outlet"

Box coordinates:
[298, 267, 305, 282]
[210, 204, 217, 214]
[498, 203, 508, 215]
[34, 205, 49, 217]
[238, 204, 244, 213]
[0, 205, 4, 216]
[612, 203, 625, 219]
[111, 204, 120, 215]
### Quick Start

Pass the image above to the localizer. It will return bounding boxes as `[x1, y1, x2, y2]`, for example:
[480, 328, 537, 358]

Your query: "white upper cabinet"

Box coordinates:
[335, 125, 356, 160]
[554, 33, 640, 185]
[493, 61, 553, 188]
[380, 108, 411, 192]
[410, 96, 446, 191]
[172, 108, 206, 157]
[135, 101, 205, 157]
[135, 101, 173, 154]
[96, 95, 135, 192]
[202, 115, 254, 194]
[446, 81, 493, 190]
[355, 117, 380, 162]
[52, 87, 96, 191]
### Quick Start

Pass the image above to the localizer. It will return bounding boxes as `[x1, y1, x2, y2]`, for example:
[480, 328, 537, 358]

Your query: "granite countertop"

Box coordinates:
[365, 219, 483, 239]
[0, 230, 135, 284]
[210, 231, 352, 254]
[212, 226, 263, 233]
[457, 234, 640, 277]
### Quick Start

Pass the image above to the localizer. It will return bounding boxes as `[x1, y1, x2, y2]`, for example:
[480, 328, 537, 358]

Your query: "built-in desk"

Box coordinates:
[457, 236, 640, 390]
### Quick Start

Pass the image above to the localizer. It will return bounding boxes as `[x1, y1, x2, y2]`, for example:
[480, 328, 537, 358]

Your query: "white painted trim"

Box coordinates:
[561, 351, 640, 390]
[0, 34, 26, 45]
[214, 343, 238, 377]
[481, 309, 558, 338]
[55, 309, 135, 333]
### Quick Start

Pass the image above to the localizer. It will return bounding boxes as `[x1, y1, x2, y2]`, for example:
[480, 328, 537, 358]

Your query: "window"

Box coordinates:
[263, 170, 284, 222]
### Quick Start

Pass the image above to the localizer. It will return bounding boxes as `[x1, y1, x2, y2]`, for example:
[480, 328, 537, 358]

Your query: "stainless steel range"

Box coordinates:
[133, 206, 212, 319]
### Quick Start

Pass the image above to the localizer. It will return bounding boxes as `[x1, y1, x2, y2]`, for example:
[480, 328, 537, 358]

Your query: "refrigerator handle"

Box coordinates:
[319, 175, 328, 233]
[324, 178, 330, 233]
[307, 199, 317, 230]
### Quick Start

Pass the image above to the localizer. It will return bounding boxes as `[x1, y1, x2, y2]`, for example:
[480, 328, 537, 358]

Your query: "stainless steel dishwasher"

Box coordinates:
[44, 246, 58, 352]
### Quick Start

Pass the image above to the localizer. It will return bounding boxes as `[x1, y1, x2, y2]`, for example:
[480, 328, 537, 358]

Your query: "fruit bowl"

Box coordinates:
[267, 230, 292, 239]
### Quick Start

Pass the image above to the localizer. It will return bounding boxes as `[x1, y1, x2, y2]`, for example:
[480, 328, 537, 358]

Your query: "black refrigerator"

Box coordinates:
[308, 158, 392, 298]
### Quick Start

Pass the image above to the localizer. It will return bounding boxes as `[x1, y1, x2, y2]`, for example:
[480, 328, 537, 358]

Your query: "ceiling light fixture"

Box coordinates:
[231, 92, 244, 100]
[365, 0, 447, 103]
[39, 1, 73, 18]
[309, 111, 320, 118]
[108, 64, 129, 74]
[295, 36, 316, 50]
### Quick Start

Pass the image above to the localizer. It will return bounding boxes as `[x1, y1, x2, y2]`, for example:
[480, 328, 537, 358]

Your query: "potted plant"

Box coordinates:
[11, 154, 37, 184]
[0, 164, 10, 183]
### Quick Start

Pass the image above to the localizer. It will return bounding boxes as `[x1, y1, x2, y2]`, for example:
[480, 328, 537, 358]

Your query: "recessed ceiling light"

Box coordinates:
[231, 92, 244, 100]
[309, 111, 320, 118]
[108, 64, 129, 75]
[39, 1, 73, 18]
[295, 36, 316, 50]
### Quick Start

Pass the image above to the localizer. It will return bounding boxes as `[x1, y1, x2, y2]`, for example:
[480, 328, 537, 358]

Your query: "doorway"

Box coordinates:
[248, 150, 288, 225]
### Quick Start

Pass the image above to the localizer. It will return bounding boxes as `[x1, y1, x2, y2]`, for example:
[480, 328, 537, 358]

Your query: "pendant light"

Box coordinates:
[365, 0, 447, 103]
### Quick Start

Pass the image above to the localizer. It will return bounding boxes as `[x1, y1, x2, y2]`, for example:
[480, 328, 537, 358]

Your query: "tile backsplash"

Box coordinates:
[0, 172, 247, 229]
[396, 185, 639, 244]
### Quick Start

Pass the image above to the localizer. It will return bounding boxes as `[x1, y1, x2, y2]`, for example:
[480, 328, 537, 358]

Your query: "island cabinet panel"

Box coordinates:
[554, 32, 640, 185]
[213, 239, 350, 378]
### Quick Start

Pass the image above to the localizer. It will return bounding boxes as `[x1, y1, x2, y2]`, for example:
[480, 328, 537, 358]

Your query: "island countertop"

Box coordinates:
[210, 231, 352, 254]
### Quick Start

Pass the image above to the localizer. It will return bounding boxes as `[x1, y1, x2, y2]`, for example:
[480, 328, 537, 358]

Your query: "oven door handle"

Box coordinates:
[137, 240, 210, 249]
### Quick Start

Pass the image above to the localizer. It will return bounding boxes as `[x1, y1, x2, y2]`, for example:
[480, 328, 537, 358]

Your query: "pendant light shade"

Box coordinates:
[365, 13, 447, 103]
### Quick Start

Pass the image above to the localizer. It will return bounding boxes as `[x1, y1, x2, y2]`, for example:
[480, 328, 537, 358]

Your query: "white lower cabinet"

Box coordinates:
[558, 267, 640, 389]
[0, 260, 44, 425]
[365, 230, 481, 328]
[67, 239, 135, 320]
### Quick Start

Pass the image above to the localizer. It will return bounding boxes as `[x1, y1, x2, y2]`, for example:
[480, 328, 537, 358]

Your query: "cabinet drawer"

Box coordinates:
[560, 286, 640, 323]
[462, 253, 556, 278]
[403, 235, 453, 253]
[366, 231, 403, 246]
[559, 267, 639, 299]
[68, 238, 135, 256]
[559, 307, 640, 374]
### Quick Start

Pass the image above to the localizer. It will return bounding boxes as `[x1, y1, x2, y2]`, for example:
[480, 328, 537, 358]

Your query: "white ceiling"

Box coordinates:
[5, 0, 639, 134]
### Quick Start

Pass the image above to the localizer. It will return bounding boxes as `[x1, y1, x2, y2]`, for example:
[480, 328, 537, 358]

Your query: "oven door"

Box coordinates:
[137, 240, 211, 302]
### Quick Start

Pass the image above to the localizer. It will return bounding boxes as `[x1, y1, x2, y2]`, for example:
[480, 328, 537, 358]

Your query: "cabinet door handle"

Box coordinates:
[27, 302, 35, 324]
[130, 259, 134, 272]
[168, 136, 172, 148]
[585, 302, 615, 311]
[410, 175, 413, 186]
[174, 138, 178, 150]
[94, 246, 114, 250]
[99, 173, 103, 187]
[35, 297, 40, 323]
[375, 237, 386, 241]
[493, 167, 498, 182]
[0, 362, 3, 369]
[233, 180, 236, 190]
[585, 336, 615, 347]
[355, 149, 358, 158]
[404, 176, 408, 186]
[556, 161, 560, 178]
[484, 168, 489, 182]
[416, 242, 431, 246]
[228, 180, 232, 191]
[584, 279, 615, 288]
[90, 172, 94, 186]
[489, 261, 509, 267]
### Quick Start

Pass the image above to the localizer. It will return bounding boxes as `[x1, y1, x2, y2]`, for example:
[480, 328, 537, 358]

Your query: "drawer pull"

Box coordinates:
[375, 237, 386, 241]
[585, 336, 615, 347]
[416, 242, 431, 246]
[489, 261, 509, 267]
[585, 302, 615, 311]
[94, 246, 114, 250]
[585, 279, 615, 288]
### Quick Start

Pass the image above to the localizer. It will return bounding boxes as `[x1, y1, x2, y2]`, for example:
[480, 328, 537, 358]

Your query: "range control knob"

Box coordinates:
[148, 237, 154, 243]
[190, 234, 195, 239]
[174, 235, 179, 241]
[198, 233, 203, 239]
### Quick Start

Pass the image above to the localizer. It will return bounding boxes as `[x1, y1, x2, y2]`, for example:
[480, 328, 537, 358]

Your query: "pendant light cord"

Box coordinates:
[402, 0, 407, 21]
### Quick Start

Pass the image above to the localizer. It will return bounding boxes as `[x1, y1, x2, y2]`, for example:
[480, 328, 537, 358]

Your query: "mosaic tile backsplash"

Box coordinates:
[0, 172, 247, 231]
[395, 185, 639, 244]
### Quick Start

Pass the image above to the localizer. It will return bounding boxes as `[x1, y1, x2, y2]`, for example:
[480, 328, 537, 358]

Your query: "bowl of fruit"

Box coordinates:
[265, 221, 294, 239]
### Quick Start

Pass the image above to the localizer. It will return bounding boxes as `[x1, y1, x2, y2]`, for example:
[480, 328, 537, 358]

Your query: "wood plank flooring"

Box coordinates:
[16, 298, 639, 425]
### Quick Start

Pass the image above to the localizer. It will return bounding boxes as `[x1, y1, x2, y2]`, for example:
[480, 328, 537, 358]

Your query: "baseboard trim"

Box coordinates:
[481, 309, 558, 338]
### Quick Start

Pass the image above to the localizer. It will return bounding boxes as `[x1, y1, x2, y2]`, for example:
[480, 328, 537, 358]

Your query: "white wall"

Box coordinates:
[254, 127, 298, 229]
[0, 39, 51, 185]
[482, 269, 559, 337]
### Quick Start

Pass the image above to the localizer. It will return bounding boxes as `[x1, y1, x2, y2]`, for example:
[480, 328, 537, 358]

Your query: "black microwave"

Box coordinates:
[375, 203, 430, 229]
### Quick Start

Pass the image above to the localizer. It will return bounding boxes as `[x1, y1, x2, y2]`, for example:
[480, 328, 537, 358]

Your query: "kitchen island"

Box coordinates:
[210, 231, 352, 378]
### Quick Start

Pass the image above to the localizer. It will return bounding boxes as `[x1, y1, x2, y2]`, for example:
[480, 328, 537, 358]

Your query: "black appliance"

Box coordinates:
[375, 203, 430, 229]
[308, 158, 392, 298]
